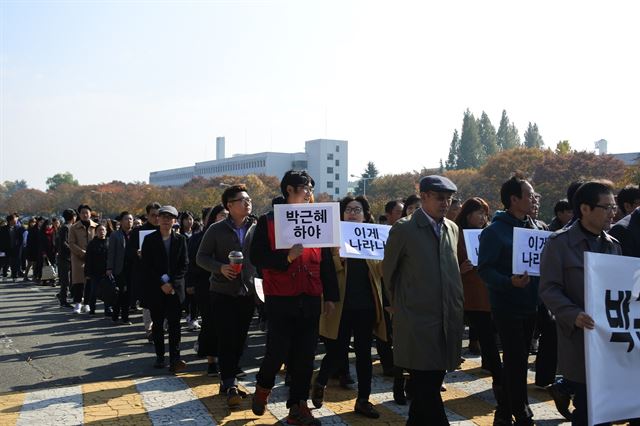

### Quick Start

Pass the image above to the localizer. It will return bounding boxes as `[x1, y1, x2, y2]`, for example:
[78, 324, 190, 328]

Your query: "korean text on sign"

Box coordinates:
[511, 228, 552, 276]
[339, 222, 390, 260]
[274, 202, 341, 249]
[584, 252, 640, 425]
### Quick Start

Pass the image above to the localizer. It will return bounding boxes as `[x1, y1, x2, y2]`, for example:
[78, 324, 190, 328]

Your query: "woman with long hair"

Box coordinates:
[455, 197, 509, 424]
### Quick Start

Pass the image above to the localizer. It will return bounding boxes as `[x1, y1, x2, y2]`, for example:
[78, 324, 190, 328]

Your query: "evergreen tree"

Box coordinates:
[496, 110, 521, 150]
[523, 122, 544, 148]
[355, 162, 379, 195]
[439, 159, 445, 174]
[478, 111, 498, 162]
[457, 109, 482, 169]
[555, 140, 572, 155]
[445, 129, 460, 170]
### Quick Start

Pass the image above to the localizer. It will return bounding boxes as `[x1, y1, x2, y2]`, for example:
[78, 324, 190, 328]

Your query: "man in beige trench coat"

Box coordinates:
[383, 175, 464, 426]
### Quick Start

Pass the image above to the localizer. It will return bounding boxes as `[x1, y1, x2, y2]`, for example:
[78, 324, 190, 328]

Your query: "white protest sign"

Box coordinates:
[584, 252, 640, 425]
[339, 222, 390, 260]
[254, 278, 265, 303]
[0, 252, 5, 257]
[274, 202, 340, 249]
[139, 230, 155, 250]
[463, 229, 482, 266]
[512, 228, 552, 276]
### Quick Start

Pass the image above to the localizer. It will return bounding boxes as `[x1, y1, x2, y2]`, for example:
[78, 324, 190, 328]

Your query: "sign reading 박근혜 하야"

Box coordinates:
[274, 202, 341, 249]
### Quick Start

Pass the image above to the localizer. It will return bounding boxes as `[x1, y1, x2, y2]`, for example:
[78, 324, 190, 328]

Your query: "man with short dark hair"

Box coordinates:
[108, 211, 134, 323]
[549, 200, 573, 231]
[478, 174, 542, 425]
[616, 184, 640, 218]
[69, 205, 97, 314]
[56, 209, 77, 307]
[141, 205, 188, 373]
[250, 170, 338, 426]
[384, 200, 404, 226]
[197, 184, 257, 408]
[540, 180, 621, 425]
[0, 214, 18, 280]
[383, 175, 464, 425]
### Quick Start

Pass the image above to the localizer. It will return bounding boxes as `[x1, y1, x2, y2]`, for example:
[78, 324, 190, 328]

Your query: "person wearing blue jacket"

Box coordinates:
[478, 173, 542, 426]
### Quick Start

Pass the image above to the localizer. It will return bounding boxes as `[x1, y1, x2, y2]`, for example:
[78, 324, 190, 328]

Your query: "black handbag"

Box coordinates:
[98, 276, 119, 306]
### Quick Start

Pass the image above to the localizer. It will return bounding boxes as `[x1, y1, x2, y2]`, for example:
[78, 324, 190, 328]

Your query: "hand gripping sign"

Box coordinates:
[512, 228, 552, 277]
[274, 202, 341, 249]
[339, 222, 390, 260]
[584, 252, 640, 425]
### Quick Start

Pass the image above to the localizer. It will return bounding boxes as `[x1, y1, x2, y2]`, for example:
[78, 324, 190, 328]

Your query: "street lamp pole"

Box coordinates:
[350, 174, 374, 197]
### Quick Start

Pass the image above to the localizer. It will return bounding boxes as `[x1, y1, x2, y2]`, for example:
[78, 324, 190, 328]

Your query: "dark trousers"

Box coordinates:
[112, 273, 130, 321]
[1, 255, 18, 278]
[86, 276, 101, 312]
[566, 380, 610, 426]
[467, 311, 502, 384]
[150, 294, 182, 363]
[256, 307, 320, 407]
[196, 287, 218, 357]
[406, 369, 448, 426]
[57, 258, 71, 302]
[534, 304, 557, 386]
[493, 312, 536, 424]
[317, 308, 375, 400]
[72, 281, 85, 303]
[184, 293, 199, 320]
[375, 309, 394, 373]
[211, 292, 254, 389]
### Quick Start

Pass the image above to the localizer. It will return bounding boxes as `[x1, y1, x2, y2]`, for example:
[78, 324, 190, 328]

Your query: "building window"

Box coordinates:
[336, 145, 340, 152]
[327, 181, 333, 188]
[335, 160, 339, 166]
[327, 153, 333, 160]
[335, 173, 340, 180]
[327, 167, 333, 174]
[335, 187, 340, 194]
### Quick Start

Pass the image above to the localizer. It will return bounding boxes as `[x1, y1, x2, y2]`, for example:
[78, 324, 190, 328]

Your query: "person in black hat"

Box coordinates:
[141, 205, 189, 373]
[382, 175, 464, 426]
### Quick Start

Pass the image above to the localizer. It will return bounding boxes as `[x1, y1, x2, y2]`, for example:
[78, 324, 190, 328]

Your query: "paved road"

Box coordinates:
[0, 277, 569, 425]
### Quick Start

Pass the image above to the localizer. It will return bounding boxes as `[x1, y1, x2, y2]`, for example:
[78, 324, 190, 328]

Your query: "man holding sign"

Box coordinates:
[540, 180, 621, 425]
[250, 170, 338, 426]
[478, 174, 543, 426]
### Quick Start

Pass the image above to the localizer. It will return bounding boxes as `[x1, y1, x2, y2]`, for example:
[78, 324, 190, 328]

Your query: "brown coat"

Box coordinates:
[319, 249, 387, 341]
[68, 220, 98, 285]
[457, 231, 491, 312]
[539, 220, 621, 383]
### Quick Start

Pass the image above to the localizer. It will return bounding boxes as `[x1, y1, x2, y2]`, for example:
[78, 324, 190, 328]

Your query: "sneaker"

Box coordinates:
[311, 381, 325, 408]
[169, 359, 187, 373]
[82, 305, 91, 313]
[354, 399, 380, 419]
[121, 319, 133, 325]
[251, 384, 271, 416]
[73, 303, 82, 314]
[227, 386, 242, 408]
[286, 401, 320, 426]
[207, 362, 219, 377]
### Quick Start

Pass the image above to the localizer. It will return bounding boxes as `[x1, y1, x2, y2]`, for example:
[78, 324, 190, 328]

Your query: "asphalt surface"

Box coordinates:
[0, 277, 265, 394]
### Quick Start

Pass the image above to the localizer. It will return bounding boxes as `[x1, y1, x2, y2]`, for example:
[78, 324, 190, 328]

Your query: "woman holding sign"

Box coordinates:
[455, 197, 510, 424]
[312, 195, 387, 419]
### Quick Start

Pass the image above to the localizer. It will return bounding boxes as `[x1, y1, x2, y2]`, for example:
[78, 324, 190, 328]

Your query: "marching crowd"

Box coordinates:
[1, 170, 640, 426]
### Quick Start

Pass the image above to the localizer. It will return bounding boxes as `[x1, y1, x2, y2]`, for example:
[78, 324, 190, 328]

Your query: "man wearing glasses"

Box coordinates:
[196, 184, 257, 408]
[250, 170, 338, 426]
[540, 180, 621, 425]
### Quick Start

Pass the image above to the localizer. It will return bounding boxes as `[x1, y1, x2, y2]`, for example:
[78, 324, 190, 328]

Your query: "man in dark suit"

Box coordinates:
[609, 206, 640, 258]
[141, 205, 188, 373]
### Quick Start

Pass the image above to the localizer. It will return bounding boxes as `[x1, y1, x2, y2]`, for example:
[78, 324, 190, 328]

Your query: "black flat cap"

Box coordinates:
[419, 175, 457, 193]
[158, 205, 179, 218]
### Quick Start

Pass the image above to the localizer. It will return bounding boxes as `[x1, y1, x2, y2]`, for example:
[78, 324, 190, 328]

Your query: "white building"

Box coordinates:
[149, 138, 348, 199]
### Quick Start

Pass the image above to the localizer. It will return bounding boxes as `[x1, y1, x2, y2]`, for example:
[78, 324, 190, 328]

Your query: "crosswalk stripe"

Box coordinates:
[180, 372, 281, 425]
[134, 376, 216, 425]
[15, 385, 83, 426]
[0, 391, 25, 426]
[82, 379, 150, 425]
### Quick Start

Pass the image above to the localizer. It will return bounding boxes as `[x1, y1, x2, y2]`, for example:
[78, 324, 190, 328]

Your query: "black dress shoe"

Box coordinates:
[393, 377, 406, 405]
[153, 357, 166, 369]
[354, 399, 380, 419]
[169, 359, 187, 373]
[547, 383, 572, 420]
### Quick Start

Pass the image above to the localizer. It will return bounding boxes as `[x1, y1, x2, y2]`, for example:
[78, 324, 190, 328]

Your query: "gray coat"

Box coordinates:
[539, 220, 621, 383]
[382, 209, 464, 371]
[107, 229, 129, 276]
[196, 217, 257, 297]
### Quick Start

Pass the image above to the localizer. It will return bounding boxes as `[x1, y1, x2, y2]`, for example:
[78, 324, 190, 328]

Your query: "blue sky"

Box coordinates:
[2, 0, 639, 189]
